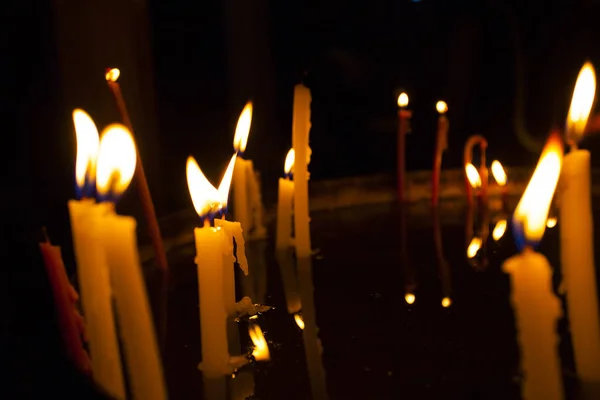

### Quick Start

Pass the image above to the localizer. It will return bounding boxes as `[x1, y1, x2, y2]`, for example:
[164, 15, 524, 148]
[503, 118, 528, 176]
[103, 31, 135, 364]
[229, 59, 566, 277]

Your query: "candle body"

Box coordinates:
[233, 157, 250, 232]
[559, 149, 600, 382]
[214, 219, 249, 315]
[276, 249, 302, 314]
[276, 177, 294, 251]
[102, 213, 166, 400]
[39, 242, 91, 374]
[68, 200, 125, 399]
[194, 226, 231, 377]
[432, 115, 448, 206]
[503, 249, 563, 400]
[397, 109, 412, 203]
[292, 84, 312, 258]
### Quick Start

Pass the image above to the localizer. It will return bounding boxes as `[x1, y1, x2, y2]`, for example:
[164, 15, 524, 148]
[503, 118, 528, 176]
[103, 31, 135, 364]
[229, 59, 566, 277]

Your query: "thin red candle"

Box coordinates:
[397, 93, 412, 203]
[432, 101, 449, 207]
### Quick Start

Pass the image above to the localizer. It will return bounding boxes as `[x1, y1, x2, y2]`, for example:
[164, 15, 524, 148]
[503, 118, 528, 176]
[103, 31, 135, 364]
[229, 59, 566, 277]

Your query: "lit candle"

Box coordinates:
[276, 149, 295, 251]
[492, 218, 507, 241]
[396, 93, 412, 203]
[504, 132, 564, 400]
[465, 162, 482, 209]
[292, 84, 313, 258]
[38, 231, 91, 374]
[463, 135, 488, 207]
[432, 100, 449, 207]
[68, 110, 125, 399]
[187, 155, 237, 377]
[232, 102, 267, 239]
[560, 61, 600, 383]
[491, 160, 508, 212]
[96, 125, 167, 400]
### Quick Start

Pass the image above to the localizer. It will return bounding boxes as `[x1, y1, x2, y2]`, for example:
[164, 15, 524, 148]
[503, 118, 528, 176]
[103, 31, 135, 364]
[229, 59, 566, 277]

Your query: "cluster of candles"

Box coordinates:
[37, 59, 600, 400]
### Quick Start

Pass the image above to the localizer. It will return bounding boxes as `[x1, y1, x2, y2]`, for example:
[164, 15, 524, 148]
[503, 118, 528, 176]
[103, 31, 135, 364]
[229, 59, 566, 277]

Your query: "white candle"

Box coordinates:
[187, 154, 238, 377]
[96, 124, 166, 400]
[69, 110, 125, 399]
[504, 132, 564, 400]
[292, 84, 312, 258]
[560, 61, 600, 383]
[232, 102, 266, 238]
[276, 149, 295, 251]
[215, 218, 249, 315]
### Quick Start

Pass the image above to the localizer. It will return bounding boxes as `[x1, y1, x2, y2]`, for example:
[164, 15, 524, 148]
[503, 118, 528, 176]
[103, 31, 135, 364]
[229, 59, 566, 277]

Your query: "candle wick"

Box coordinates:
[203, 219, 211, 228]
[41, 226, 50, 243]
[570, 142, 578, 152]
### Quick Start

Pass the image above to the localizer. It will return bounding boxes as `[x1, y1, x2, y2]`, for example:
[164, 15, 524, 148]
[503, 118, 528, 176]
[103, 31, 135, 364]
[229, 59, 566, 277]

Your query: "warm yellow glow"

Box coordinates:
[567, 62, 596, 144]
[249, 324, 270, 362]
[105, 68, 120, 82]
[397, 93, 409, 108]
[405, 293, 416, 305]
[441, 297, 452, 308]
[467, 236, 482, 258]
[436, 101, 448, 114]
[546, 217, 557, 228]
[491, 160, 507, 186]
[465, 163, 482, 188]
[186, 154, 236, 218]
[513, 133, 563, 243]
[492, 219, 507, 241]
[233, 102, 253, 153]
[284, 148, 295, 175]
[96, 124, 137, 199]
[294, 313, 305, 330]
[72, 109, 100, 190]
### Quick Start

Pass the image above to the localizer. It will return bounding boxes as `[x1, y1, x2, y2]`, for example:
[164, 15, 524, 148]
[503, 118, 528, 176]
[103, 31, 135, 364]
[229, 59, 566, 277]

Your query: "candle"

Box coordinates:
[433, 210, 452, 307]
[432, 100, 449, 207]
[96, 125, 166, 400]
[465, 162, 482, 208]
[187, 154, 238, 377]
[463, 135, 488, 206]
[396, 93, 412, 203]
[504, 132, 564, 400]
[276, 248, 302, 315]
[292, 84, 313, 258]
[491, 160, 508, 212]
[560, 61, 600, 383]
[38, 231, 91, 374]
[276, 149, 295, 251]
[69, 110, 125, 399]
[105, 68, 168, 272]
[232, 102, 266, 239]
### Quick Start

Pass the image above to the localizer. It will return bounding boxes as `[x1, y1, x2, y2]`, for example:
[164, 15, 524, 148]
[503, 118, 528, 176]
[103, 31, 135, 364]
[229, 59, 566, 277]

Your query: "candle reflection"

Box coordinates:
[400, 206, 417, 304]
[465, 204, 489, 270]
[433, 209, 452, 307]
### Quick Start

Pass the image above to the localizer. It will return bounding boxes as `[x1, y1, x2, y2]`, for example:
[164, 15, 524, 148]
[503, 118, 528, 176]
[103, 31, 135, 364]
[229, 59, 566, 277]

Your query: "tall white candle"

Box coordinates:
[504, 132, 564, 400]
[96, 124, 166, 400]
[292, 84, 312, 258]
[69, 110, 125, 399]
[560, 61, 600, 383]
[215, 218, 249, 315]
[276, 149, 295, 251]
[187, 154, 238, 377]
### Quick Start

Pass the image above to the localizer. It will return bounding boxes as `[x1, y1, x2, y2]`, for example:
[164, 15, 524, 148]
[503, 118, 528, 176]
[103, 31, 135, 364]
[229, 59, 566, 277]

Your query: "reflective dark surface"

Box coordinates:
[145, 200, 600, 400]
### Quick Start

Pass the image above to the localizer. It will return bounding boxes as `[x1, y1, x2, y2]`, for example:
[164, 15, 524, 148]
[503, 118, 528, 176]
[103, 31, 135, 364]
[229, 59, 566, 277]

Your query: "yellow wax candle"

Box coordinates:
[233, 156, 251, 231]
[276, 149, 295, 251]
[215, 218, 249, 315]
[505, 132, 564, 400]
[276, 248, 302, 315]
[292, 84, 312, 258]
[560, 61, 600, 383]
[187, 154, 238, 377]
[96, 124, 166, 400]
[69, 110, 125, 399]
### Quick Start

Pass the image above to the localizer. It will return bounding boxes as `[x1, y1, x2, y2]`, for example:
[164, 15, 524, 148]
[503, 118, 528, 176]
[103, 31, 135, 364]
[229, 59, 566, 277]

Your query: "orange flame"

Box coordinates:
[96, 124, 137, 200]
[397, 93, 409, 108]
[105, 68, 120, 82]
[249, 324, 270, 361]
[233, 102, 253, 153]
[567, 62, 596, 145]
[72, 109, 100, 191]
[465, 163, 482, 189]
[186, 154, 237, 218]
[491, 160, 507, 186]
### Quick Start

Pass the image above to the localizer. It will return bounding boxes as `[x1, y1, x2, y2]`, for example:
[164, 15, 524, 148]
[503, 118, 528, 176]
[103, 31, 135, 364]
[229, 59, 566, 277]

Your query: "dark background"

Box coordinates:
[5, 0, 600, 394]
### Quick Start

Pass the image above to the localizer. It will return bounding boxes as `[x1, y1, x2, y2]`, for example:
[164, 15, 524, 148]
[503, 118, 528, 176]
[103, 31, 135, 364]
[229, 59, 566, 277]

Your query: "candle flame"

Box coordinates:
[441, 297, 452, 308]
[186, 154, 237, 218]
[249, 324, 270, 362]
[436, 101, 448, 114]
[567, 62, 596, 145]
[105, 68, 121, 82]
[233, 102, 253, 154]
[465, 163, 482, 188]
[467, 236, 482, 258]
[491, 160, 507, 186]
[294, 313, 305, 330]
[284, 148, 295, 175]
[512, 132, 563, 249]
[492, 219, 507, 241]
[96, 124, 137, 201]
[397, 93, 409, 108]
[405, 293, 416, 305]
[546, 217, 557, 228]
[72, 109, 100, 196]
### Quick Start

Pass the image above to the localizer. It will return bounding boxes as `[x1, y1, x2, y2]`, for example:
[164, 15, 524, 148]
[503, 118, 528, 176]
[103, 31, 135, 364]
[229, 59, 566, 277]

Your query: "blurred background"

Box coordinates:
[6, 0, 600, 269]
